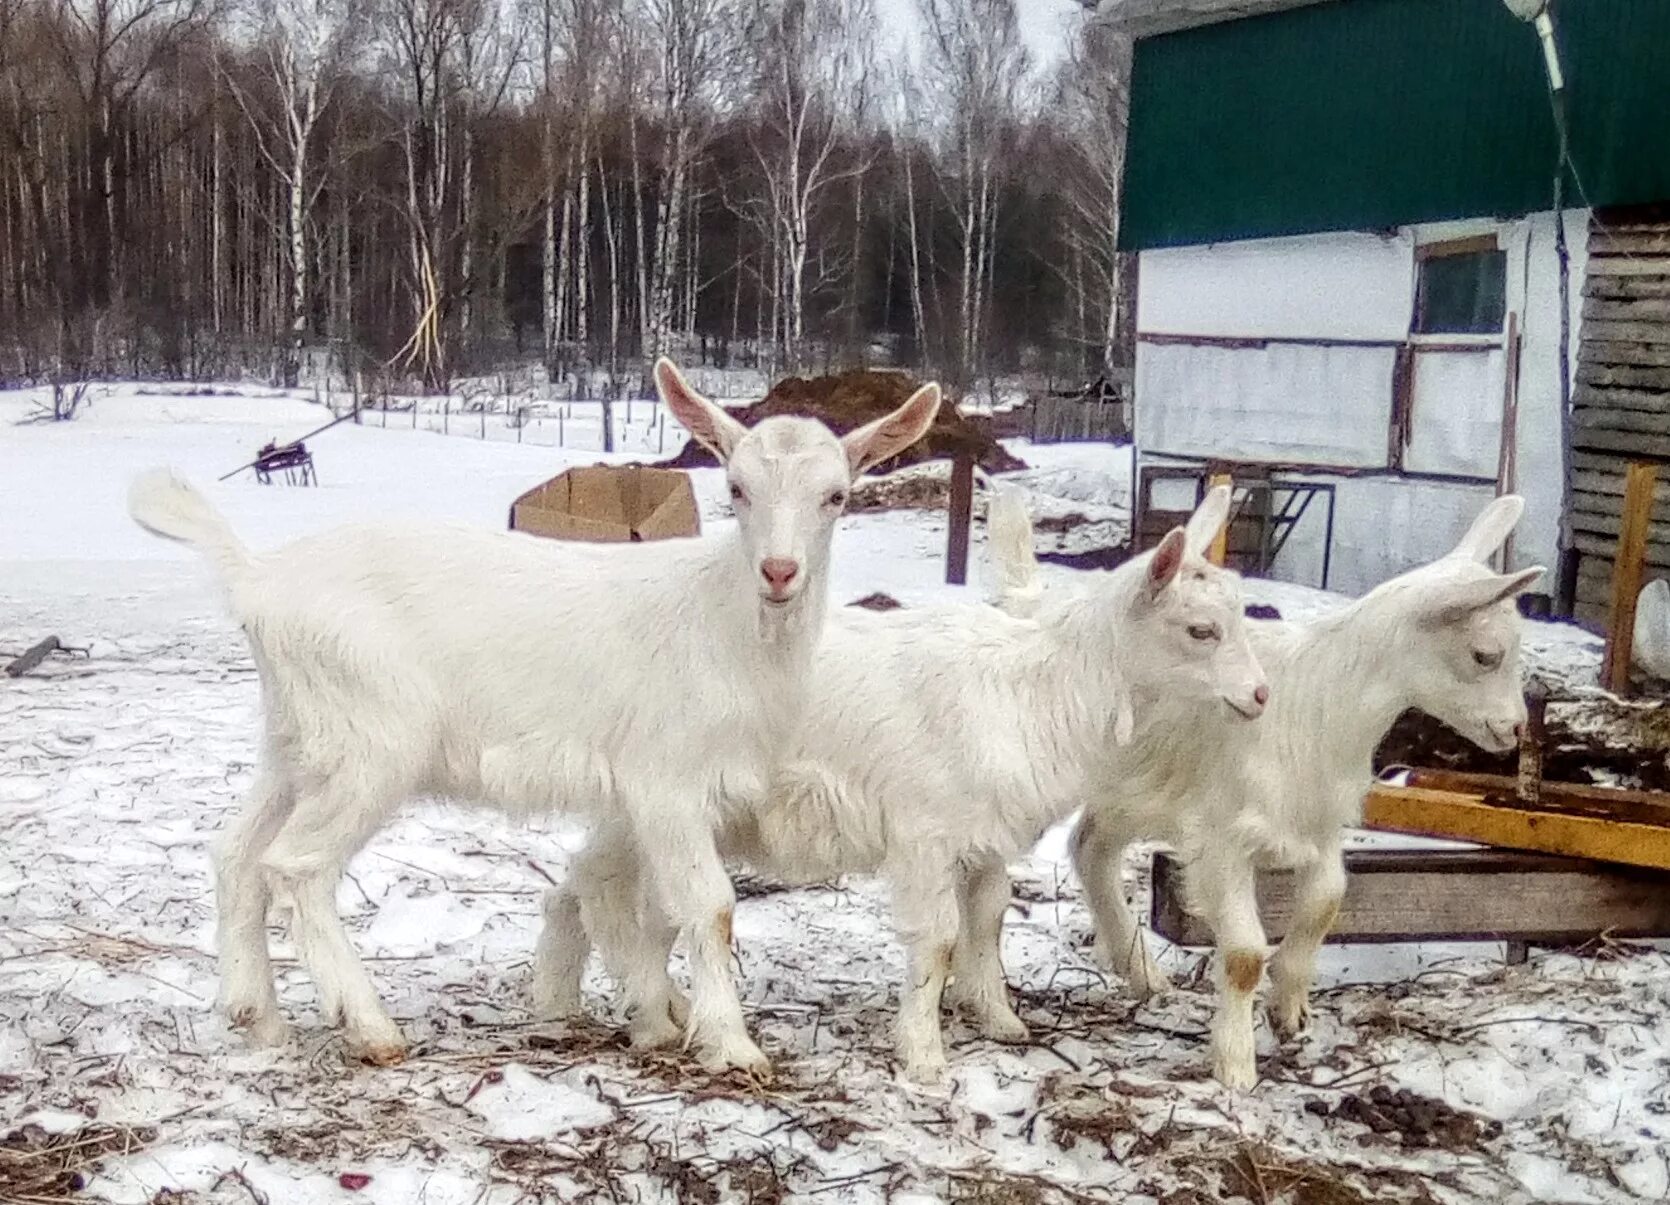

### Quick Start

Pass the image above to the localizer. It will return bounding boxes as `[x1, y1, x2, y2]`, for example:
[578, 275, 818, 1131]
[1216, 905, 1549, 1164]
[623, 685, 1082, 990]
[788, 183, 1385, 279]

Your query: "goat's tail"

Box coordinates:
[986, 483, 1043, 618]
[128, 469, 252, 582]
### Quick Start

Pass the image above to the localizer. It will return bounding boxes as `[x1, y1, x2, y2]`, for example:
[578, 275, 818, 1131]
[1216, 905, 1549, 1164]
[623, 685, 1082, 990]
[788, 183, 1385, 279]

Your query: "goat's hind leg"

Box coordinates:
[1072, 805, 1170, 998]
[261, 777, 406, 1064]
[214, 768, 295, 1046]
[535, 826, 689, 1049]
[946, 856, 1029, 1043]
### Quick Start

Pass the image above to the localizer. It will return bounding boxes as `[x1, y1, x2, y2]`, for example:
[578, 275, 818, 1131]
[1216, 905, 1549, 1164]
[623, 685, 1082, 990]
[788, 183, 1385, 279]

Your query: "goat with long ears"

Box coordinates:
[988, 491, 1543, 1089]
[128, 358, 941, 1074]
[537, 484, 1268, 1081]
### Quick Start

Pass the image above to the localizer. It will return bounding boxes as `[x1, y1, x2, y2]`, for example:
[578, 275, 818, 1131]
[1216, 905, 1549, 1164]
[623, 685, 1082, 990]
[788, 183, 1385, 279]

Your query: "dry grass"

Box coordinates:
[0, 1122, 158, 1203]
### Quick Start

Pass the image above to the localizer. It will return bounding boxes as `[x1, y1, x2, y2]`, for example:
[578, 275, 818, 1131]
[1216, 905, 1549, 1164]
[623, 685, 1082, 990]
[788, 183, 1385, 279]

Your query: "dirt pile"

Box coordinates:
[659, 369, 1025, 475]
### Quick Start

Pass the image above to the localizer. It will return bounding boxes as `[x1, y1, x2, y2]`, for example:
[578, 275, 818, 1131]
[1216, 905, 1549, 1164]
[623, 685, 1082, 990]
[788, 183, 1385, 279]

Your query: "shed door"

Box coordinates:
[1401, 239, 1510, 479]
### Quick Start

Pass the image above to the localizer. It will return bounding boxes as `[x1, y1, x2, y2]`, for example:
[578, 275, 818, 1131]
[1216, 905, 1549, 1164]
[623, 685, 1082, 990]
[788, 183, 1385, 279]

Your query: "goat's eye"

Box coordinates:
[1187, 624, 1219, 642]
[1472, 649, 1503, 670]
[826, 489, 847, 508]
[728, 482, 745, 504]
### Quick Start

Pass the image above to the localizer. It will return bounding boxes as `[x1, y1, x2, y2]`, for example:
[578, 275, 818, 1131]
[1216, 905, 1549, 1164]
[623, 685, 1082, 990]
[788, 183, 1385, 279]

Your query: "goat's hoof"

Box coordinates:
[628, 1015, 683, 1051]
[697, 1035, 773, 1080]
[901, 1055, 949, 1086]
[1267, 996, 1311, 1040]
[666, 991, 691, 1028]
[977, 1009, 1031, 1044]
[348, 1018, 410, 1066]
[357, 1040, 409, 1067]
[228, 1007, 290, 1048]
[532, 990, 584, 1024]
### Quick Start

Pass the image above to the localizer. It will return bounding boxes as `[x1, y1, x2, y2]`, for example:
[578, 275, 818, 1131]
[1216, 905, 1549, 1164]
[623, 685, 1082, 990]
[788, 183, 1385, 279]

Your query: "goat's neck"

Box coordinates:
[1025, 587, 1138, 743]
[707, 530, 827, 668]
[1274, 604, 1414, 780]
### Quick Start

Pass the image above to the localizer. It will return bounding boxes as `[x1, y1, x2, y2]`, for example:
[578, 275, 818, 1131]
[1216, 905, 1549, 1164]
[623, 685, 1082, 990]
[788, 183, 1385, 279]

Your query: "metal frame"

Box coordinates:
[1136, 461, 1338, 590]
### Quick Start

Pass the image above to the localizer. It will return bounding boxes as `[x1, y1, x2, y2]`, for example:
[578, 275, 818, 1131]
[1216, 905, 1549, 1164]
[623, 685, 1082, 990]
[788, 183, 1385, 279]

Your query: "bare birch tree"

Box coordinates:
[914, 0, 1032, 389]
[742, 0, 874, 372]
[638, 0, 734, 361]
[223, 0, 365, 386]
[1053, 21, 1130, 374]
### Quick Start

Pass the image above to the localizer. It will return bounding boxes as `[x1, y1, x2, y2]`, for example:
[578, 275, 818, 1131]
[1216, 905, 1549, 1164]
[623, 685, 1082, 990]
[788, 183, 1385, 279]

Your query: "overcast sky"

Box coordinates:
[874, 0, 1090, 73]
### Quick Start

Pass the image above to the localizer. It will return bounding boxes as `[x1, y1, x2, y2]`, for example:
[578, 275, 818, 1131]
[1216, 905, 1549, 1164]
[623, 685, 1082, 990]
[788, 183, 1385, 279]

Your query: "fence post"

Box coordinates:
[443, 399, 449, 434]
[946, 453, 975, 586]
[1603, 461, 1658, 695]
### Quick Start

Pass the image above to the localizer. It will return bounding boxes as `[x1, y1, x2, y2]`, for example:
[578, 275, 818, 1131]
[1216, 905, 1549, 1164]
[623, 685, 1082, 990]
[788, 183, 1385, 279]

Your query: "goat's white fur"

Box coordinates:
[128, 358, 941, 1074]
[984, 493, 1545, 1089]
[535, 485, 1269, 1082]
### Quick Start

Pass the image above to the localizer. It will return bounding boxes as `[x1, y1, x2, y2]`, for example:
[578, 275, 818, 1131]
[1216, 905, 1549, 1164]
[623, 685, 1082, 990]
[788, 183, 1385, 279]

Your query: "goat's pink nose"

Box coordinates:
[761, 557, 800, 593]
[1254, 685, 1270, 708]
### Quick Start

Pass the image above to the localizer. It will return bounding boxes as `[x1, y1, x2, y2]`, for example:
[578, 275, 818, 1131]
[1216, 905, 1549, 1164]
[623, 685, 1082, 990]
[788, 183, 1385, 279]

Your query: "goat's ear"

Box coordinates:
[1183, 484, 1232, 557]
[1425, 566, 1546, 625]
[842, 382, 942, 477]
[1146, 528, 1187, 598]
[1450, 494, 1525, 564]
[656, 357, 746, 461]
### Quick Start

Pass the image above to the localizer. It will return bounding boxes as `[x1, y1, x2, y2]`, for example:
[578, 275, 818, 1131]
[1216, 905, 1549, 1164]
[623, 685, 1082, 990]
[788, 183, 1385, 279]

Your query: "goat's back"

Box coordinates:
[230, 520, 808, 813]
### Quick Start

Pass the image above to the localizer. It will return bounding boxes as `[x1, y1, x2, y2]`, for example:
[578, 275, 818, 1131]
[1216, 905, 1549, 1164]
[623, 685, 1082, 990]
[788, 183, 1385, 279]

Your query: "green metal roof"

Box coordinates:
[1120, 0, 1670, 250]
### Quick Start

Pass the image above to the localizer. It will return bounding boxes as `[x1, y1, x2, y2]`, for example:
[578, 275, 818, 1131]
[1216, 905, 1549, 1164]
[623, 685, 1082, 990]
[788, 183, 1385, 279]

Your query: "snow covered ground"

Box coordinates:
[3, 384, 1667, 1204]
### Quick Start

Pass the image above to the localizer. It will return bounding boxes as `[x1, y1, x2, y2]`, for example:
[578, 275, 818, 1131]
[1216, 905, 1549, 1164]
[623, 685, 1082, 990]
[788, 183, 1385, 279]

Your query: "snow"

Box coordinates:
[3, 383, 1666, 1203]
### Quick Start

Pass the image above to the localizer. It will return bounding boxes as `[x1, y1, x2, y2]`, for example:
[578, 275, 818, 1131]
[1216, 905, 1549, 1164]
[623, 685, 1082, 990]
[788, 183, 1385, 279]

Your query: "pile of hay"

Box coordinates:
[659, 369, 1025, 475]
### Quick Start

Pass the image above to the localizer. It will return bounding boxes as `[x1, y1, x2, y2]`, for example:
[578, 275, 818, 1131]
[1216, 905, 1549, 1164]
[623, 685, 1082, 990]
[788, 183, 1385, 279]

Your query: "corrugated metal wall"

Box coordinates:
[1121, 0, 1670, 251]
[1569, 207, 1670, 629]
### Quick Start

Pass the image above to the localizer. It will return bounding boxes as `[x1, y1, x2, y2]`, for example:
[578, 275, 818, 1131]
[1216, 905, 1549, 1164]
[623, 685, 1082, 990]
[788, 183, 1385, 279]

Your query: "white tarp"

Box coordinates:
[1137, 340, 1397, 467]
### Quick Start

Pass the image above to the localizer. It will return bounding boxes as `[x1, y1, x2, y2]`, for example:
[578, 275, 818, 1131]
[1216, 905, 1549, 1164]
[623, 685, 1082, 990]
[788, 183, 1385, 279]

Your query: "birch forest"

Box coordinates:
[0, 0, 1130, 393]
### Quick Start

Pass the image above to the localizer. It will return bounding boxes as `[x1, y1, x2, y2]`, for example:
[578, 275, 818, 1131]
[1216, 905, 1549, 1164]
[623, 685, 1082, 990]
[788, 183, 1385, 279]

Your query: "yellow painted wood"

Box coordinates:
[1206, 472, 1232, 566]
[1364, 784, 1670, 873]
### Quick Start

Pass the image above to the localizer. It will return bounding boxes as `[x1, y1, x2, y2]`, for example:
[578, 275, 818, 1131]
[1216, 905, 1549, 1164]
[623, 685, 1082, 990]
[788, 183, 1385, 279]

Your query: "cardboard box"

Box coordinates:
[509, 463, 701, 543]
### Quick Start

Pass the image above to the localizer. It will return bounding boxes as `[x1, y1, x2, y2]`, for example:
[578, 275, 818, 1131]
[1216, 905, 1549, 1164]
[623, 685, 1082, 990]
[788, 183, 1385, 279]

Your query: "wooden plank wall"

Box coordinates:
[1569, 207, 1670, 629]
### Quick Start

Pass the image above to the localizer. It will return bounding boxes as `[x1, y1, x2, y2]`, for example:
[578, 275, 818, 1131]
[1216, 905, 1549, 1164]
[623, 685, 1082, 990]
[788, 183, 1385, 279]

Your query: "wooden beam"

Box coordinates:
[945, 453, 974, 586]
[1603, 461, 1658, 693]
[1363, 783, 1670, 872]
[1205, 472, 1231, 566]
[1150, 848, 1670, 947]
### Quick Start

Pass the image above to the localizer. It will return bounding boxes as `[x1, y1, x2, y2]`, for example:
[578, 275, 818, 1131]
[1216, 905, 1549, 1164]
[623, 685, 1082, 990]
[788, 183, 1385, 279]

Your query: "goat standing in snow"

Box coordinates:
[535, 486, 1269, 1082]
[987, 494, 1543, 1089]
[126, 359, 941, 1073]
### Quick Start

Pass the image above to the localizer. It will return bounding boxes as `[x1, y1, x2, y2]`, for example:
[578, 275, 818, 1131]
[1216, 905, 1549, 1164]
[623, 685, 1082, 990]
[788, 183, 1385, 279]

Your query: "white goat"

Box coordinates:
[534, 486, 1269, 1082]
[984, 493, 1544, 1089]
[127, 359, 941, 1074]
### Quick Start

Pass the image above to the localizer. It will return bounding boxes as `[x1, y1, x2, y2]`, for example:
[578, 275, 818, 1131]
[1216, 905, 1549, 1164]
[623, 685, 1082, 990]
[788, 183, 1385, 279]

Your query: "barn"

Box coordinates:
[1096, 0, 1670, 622]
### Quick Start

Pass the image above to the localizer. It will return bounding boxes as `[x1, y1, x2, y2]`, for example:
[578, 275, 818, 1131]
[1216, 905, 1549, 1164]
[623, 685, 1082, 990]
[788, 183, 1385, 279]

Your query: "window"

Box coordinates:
[1414, 241, 1507, 334]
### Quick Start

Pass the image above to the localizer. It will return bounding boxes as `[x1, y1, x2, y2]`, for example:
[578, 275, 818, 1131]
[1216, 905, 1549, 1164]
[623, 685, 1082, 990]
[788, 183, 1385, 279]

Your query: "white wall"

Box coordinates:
[1138, 232, 1414, 340]
[1133, 213, 1587, 594]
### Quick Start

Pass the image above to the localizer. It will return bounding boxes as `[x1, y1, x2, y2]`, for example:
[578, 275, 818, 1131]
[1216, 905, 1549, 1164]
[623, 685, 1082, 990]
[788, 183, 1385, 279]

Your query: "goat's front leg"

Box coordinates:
[639, 810, 768, 1076]
[1266, 847, 1344, 1040]
[891, 868, 962, 1084]
[1195, 853, 1269, 1091]
[1072, 804, 1170, 998]
[946, 856, 1029, 1043]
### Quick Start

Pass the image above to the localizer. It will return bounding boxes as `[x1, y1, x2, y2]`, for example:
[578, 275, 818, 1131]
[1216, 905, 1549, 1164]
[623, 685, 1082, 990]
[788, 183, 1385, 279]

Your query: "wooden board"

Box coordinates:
[1363, 784, 1670, 872]
[1150, 848, 1670, 947]
[1604, 463, 1657, 689]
